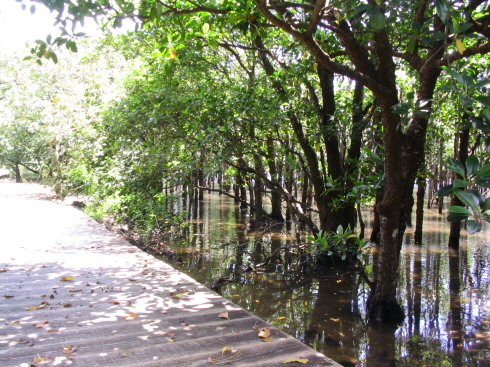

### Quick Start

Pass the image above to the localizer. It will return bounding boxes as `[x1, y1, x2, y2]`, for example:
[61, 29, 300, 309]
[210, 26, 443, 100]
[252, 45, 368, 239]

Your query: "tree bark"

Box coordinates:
[448, 122, 470, 248]
[13, 163, 22, 183]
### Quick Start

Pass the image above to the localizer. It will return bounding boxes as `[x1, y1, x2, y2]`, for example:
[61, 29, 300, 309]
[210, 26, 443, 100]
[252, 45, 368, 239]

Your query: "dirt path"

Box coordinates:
[0, 183, 337, 367]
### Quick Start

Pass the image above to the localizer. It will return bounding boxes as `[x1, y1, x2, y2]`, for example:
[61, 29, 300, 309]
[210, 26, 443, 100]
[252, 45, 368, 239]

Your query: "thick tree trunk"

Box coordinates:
[368, 64, 442, 323]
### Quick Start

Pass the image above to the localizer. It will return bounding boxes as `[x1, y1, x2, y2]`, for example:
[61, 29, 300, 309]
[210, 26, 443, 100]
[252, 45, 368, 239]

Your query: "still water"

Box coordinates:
[154, 192, 490, 366]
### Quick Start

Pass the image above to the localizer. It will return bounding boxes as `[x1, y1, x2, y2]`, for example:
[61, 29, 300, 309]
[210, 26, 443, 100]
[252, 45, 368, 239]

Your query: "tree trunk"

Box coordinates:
[368, 63, 442, 323]
[448, 122, 470, 248]
[266, 136, 284, 222]
[198, 168, 204, 201]
[13, 163, 22, 183]
[414, 173, 426, 244]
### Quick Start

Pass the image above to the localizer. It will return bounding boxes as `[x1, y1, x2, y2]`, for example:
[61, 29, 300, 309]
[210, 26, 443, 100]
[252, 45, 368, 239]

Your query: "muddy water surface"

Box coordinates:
[158, 192, 490, 367]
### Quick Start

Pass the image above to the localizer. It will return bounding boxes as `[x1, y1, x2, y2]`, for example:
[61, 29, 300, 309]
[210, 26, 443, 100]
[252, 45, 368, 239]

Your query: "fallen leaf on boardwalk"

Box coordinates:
[167, 337, 175, 342]
[10, 320, 20, 325]
[47, 329, 59, 333]
[110, 301, 120, 305]
[32, 353, 50, 365]
[207, 355, 216, 363]
[329, 318, 340, 322]
[252, 325, 260, 331]
[125, 312, 137, 320]
[60, 277, 73, 281]
[60, 303, 73, 307]
[62, 345, 77, 354]
[69, 289, 82, 292]
[25, 303, 45, 311]
[258, 328, 271, 338]
[282, 358, 309, 364]
[33, 321, 48, 328]
[167, 333, 175, 337]
[4, 295, 14, 298]
[261, 336, 274, 342]
[170, 291, 189, 299]
[0, 268, 7, 273]
[221, 346, 232, 354]
[218, 311, 230, 320]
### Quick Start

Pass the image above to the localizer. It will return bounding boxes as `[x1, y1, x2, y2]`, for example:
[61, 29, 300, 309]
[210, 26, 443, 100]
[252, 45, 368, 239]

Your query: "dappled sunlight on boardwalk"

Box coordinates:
[0, 184, 335, 366]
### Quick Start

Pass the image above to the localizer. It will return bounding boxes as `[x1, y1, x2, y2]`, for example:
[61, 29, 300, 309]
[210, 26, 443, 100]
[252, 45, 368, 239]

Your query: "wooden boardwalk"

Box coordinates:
[0, 183, 339, 367]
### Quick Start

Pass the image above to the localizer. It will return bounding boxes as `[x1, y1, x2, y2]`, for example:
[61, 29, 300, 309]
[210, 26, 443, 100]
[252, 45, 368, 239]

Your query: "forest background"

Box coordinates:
[1, 0, 490, 327]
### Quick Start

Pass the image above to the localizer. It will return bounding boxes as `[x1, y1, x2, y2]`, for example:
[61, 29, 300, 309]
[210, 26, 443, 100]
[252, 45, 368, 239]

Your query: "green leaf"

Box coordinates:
[476, 163, 490, 177]
[466, 220, 482, 234]
[436, 84, 455, 92]
[481, 198, 490, 212]
[435, 0, 448, 21]
[456, 22, 473, 33]
[475, 177, 490, 188]
[448, 205, 472, 215]
[453, 178, 469, 188]
[446, 69, 465, 88]
[447, 157, 465, 177]
[447, 211, 469, 222]
[369, 9, 386, 32]
[454, 190, 478, 211]
[466, 155, 479, 176]
[202, 23, 210, 34]
[437, 184, 454, 198]
[391, 103, 410, 114]
[475, 96, 490, 108]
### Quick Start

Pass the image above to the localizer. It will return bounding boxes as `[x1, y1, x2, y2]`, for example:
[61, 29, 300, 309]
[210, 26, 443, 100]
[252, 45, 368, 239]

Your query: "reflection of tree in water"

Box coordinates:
[153, 193, 490, 367]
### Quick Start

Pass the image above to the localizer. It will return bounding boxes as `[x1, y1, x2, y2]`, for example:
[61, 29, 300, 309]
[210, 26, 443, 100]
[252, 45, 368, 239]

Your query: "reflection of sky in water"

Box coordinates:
[164, 192, 489, 366]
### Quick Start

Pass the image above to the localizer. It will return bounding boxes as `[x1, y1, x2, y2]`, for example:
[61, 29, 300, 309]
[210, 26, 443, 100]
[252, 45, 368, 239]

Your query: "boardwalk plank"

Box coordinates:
[0, 184, 340, 367]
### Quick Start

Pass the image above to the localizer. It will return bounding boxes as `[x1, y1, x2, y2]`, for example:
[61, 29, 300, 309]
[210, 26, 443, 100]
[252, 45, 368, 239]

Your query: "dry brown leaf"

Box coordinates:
[261, 336, 274, 342]
[62, 345, 77, 354]
[47, 329, 59, 333]
[33, 321, 48, 328]
[207, 355, 216, 363]
[0, 268, 7, 273]
[60, 303, 73, 307]
[60, 277, 73, 281]
[69, 289, 82, 293]
[167, 333, 175, 337]
[25, 304, 45, 311]
[110, 301, 120, 305]
[167, 337, 175, 342]
[221, 346, 232, 354]
[258, 328, 271, 338]
[282, 358, 309, 364]
[10, 320, 20, 325]
[32, 353, 50, 365]
[252, 325, 260, 331]
[4, 295, 14, 299]
[124, 312, 137, 321]
[218, 311, 230, 320]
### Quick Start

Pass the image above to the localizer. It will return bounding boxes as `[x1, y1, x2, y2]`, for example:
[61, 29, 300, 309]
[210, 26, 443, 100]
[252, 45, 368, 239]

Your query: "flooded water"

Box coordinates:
[155, 192, 490, 367]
